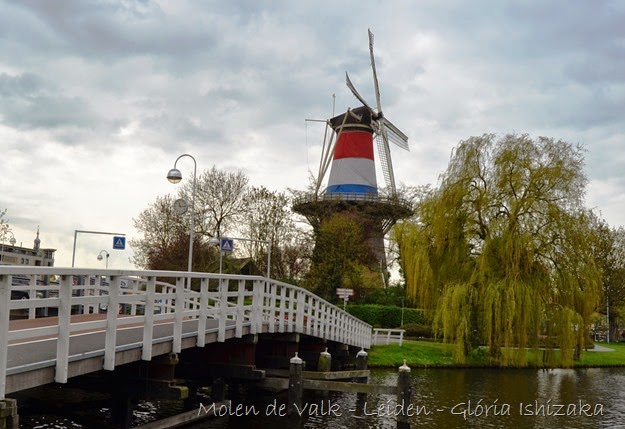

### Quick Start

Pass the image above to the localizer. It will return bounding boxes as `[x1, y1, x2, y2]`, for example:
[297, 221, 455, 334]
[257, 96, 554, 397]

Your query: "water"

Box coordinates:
[13, 368, 625, 428]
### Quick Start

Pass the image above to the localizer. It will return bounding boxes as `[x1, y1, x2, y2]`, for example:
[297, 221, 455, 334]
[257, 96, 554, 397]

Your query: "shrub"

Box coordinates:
[401, 323, 433, 339]
[346, 304, 432, 328]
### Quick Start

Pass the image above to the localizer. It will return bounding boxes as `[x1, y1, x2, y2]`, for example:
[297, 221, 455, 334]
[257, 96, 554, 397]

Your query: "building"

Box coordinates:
[0, 228, 55, 267]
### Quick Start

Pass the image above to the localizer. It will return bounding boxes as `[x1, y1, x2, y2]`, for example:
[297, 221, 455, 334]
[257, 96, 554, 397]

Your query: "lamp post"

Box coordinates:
[167, 154, 197, 280]
[97, 250, 110, 269]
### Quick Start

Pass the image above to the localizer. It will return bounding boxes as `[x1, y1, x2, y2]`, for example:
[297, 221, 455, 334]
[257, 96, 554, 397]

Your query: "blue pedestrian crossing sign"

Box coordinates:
[220, 238, 234, 253]
[113, 236, 126, 250]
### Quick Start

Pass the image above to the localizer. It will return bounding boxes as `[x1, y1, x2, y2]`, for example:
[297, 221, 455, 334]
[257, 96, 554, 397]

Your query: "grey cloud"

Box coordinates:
[0, 73, 97, 130]
[0, 72, 44, 96]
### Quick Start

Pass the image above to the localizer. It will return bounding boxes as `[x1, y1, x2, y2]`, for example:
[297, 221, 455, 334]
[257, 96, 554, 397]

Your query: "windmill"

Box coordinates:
[308, 29, 410, 203]
[294, 29, 413, 278]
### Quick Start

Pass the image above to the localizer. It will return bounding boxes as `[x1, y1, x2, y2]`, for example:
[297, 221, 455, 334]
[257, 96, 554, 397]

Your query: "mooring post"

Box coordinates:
[288, 352, 304, 417]
[356, 348, 368, 386]
[318, 347, 331, 372]
[397, 359, 412, 429]
[0, 398, 18, 429]
[318, 348, 331, 397]
[355, 348, 369, 415]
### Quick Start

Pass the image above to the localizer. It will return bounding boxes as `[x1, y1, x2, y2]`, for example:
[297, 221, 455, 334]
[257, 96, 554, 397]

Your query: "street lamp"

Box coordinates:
[208, 237, 223, 274]
[97, 250, 110, 269]
[167, 154, 197, 279]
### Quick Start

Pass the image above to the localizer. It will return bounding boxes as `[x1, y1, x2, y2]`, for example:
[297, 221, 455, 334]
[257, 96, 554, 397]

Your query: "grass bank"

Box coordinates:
[367, 340, 625, 368]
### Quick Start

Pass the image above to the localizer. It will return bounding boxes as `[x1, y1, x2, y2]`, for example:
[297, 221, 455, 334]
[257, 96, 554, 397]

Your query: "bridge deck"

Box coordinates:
[5, 313, 258, 395]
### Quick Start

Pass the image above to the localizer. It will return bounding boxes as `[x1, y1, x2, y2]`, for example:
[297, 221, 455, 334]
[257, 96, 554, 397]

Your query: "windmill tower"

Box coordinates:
[294, 30, 412, 277]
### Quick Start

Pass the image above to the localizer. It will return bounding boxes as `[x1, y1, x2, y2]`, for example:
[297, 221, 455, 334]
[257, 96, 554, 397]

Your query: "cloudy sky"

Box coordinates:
[1, 0, 624, 269]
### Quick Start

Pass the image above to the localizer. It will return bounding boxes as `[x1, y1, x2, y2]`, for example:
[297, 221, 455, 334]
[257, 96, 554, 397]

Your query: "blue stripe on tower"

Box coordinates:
[326, 184, 378, 194]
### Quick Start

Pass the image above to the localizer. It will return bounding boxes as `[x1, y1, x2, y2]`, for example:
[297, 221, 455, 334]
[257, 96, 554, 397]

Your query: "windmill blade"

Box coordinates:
[375, 128, 397, 194]
[381, 117, 409, 151]
[368, 29, 382, 115]
[345, 72, 375, 113]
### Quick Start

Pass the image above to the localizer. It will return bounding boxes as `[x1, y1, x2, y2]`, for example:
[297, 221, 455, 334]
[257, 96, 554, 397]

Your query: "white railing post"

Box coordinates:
[55, 274, 73, 383]
[235, 279, 245, 338]
[313, 298, 321, 337]
[0, 274, 11, 399]
[197, 277, 209, 346]
[173, 276, 185, 353]
[217, 277, 228, 342]
[142, 276, 156, 360]
[268, 281, 276, 333]
[295, 291, 305, 333]
[103, 275, 121, 371]
[251, 280, 263, 334]
[28, 275, 36, 319]
[319, 302, 328, 340]
[278, 285, 286, 333]
[306, 296, 314, 336]
[287, 288, 295, 332]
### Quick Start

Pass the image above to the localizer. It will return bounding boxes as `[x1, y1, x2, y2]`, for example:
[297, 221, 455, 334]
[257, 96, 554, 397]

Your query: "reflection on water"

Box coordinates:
[13, 368, 625, 429]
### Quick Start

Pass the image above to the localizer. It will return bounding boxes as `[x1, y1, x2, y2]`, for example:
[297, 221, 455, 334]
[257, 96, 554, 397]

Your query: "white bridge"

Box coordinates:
[0, 266, 372, 399]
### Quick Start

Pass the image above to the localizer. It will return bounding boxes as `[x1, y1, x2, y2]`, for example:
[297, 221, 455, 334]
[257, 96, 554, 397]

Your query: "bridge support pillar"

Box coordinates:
[144, 353, 189, 400]
[0, 398, 18, 429]
[328, 343, 350, 370]
[256, 333, 300, 369]
[298, 338, 326, 370]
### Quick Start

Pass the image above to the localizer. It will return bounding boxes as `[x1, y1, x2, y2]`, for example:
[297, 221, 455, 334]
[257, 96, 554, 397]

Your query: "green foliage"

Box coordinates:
[303, 213, 380, 300]
[346, 304, 431, 328]
[401, 323, 433, 338]
[360, 285, 406, 306]
[394, 134, 602, 367]
[0, 208, 8, 241]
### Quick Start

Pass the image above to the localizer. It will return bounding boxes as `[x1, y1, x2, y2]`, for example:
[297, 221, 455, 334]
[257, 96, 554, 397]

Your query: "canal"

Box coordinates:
[13, 367, 625, 428]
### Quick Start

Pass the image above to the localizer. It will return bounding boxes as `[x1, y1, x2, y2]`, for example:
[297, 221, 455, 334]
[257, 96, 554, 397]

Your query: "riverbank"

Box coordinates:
[367, 340, 625, 368]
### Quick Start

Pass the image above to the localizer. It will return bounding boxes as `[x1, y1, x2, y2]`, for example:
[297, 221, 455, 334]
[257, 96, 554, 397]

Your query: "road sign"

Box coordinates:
[220, 238, 234, 253]
[336, 288, 354, 297]
[113, 236, 126, 250]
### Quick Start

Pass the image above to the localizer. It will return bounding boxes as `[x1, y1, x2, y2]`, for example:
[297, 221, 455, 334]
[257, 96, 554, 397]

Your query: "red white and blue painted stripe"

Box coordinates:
[326, 130, 378, 196]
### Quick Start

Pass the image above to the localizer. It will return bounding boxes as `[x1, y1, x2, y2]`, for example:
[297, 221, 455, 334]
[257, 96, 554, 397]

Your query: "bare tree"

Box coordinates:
[130, 194, 186, 269]
[181, 166, 250, 239]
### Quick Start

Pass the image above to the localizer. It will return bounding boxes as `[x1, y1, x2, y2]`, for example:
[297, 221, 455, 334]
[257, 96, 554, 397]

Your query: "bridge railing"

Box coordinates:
[0, 267, 371, 399]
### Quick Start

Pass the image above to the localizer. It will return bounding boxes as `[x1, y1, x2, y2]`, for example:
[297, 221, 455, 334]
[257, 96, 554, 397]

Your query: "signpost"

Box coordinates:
[113, 236, 126, 250]
[71, 230, 126, 267]
[336, 288, 354, 310]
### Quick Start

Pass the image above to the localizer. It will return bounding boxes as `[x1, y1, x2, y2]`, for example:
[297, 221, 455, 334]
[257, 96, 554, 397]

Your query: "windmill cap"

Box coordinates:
[330, 106, 373, 129]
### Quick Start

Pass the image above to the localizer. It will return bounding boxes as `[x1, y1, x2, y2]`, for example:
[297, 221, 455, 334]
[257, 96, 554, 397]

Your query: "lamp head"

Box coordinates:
[97, 254, 103, 261]
[9, 237, 16, 246]
[167, 168, 183, 184]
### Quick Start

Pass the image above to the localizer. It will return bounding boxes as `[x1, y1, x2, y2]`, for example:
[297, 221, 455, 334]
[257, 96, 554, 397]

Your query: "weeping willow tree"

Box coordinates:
[394, 134, 602, 367]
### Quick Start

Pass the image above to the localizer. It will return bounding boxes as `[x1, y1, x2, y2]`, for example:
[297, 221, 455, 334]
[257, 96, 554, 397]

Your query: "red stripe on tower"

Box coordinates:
[333, 131, 375, 160]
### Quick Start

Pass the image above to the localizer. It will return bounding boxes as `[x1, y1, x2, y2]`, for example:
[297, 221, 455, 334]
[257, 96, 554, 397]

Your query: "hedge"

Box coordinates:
[346, 304, 432, 328]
